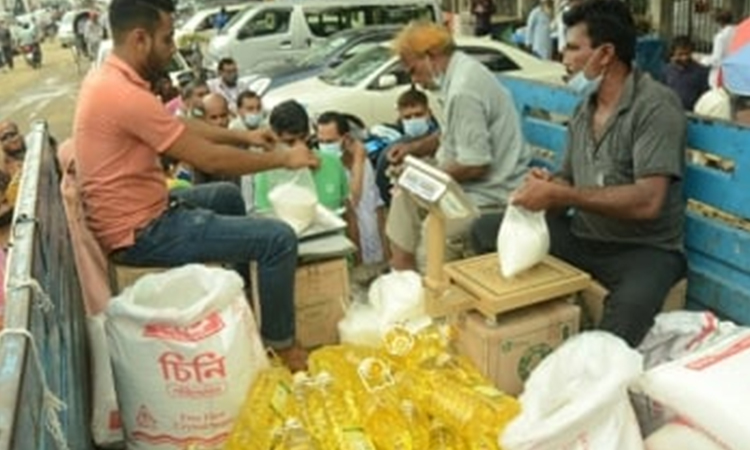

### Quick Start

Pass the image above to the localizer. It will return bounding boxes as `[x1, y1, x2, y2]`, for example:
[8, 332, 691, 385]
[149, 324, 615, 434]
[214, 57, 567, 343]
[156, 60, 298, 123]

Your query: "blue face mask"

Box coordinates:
[318, 141, 343, 158]
[567, 71, 603, 97]
[567, 51, 605, 97]
[403, 117, 431, 138]
[426, 57, 444, 92]
[243, 112, 264, 129]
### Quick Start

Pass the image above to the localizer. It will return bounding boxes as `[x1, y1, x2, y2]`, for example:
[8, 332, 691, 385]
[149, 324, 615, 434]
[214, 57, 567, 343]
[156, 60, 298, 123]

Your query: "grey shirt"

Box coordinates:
[560, 69, 686, 251]
[437, 51, 530, 209]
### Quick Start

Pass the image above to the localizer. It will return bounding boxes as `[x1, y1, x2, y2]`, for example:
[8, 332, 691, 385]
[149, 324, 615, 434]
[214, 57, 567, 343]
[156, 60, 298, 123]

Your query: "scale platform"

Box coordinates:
[443, 253, 591, 321]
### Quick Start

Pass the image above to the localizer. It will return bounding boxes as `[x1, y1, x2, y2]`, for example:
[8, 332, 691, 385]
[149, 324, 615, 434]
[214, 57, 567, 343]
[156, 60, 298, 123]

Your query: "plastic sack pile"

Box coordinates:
[226, 320, 520, 450]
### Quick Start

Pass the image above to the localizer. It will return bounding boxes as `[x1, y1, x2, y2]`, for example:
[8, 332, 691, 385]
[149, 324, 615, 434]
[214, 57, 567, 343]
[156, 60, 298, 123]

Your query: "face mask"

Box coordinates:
[426, 57, 444, 92]
[243, 113, 263, 129]
[567, 51, 605, 97]
[567, 71, 603, 97]
[403, 117, 430, 138]
[318, 141, 343, 158]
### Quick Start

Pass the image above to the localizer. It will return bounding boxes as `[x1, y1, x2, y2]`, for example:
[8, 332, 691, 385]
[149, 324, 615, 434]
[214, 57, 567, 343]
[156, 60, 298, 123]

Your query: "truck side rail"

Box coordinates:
[0, 122, 93, 450]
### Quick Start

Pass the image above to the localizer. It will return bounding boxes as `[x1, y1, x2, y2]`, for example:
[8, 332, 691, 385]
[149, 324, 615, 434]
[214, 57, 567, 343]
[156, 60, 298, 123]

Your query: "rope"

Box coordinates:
[0, 328, 70, 450]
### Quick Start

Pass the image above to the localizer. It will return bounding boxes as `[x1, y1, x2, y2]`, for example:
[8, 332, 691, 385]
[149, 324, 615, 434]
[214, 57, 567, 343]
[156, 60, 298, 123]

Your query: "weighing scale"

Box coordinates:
[397, 156, 591, 323]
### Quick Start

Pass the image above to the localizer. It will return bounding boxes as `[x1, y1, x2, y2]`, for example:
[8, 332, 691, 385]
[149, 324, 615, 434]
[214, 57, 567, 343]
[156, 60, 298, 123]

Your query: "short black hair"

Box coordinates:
[563, 0, 636, 66]
[714, 9, 733, 26]
[109, 0, 175, 43]
[670, 35, 693, 54]
[218, 57, 237, 72]
[269, 100, 309, 136]
[317, 111, 351, 136]
[237, 90, 260, 109]
[397, 87, 429, 110]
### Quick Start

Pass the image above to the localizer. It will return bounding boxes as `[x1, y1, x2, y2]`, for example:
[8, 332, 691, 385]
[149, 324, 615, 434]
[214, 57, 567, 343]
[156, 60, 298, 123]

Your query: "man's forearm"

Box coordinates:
[443, 162, 488, 182]
[196, 144, 287, 176]
[182, 119, 250, 147]
[556, 183, 660, 220]
[406, 132, 440, 158]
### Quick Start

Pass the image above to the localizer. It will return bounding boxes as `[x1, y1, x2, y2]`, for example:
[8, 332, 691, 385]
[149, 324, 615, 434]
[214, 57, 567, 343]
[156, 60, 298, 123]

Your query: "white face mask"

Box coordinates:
[402, 117, 431, 138]
[567, 50, 605, 97]
[426, 57, 444, 92]
[318, 141, 343, 158]
[243, 112, 263, 129]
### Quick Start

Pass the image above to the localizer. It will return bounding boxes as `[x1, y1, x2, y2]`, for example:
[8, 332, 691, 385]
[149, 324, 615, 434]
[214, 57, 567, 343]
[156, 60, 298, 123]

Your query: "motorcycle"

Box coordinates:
[21, 43, 42, 69]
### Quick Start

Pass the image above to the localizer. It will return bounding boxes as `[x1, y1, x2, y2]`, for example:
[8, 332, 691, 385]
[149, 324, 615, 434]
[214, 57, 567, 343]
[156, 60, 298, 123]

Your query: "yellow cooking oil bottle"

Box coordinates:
[225, 366, 294, 450]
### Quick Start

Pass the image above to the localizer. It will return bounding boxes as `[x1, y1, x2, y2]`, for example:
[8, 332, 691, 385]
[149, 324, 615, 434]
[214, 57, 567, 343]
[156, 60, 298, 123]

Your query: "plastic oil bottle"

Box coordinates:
[281, 418, 321, 450]
[357, 357, 414, 450]
[314, 371, 376, 450]
[225, 366, 293, 450]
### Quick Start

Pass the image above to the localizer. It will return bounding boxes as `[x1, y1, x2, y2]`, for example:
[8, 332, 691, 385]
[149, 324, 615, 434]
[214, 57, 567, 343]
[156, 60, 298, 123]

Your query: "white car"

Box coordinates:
[175, 4, 246, 49]
[264, 36, 567, 127]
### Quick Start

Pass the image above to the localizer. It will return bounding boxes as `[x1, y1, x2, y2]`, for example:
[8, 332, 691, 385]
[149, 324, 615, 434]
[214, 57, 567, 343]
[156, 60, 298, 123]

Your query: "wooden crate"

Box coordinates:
[444, 254, 591, 321]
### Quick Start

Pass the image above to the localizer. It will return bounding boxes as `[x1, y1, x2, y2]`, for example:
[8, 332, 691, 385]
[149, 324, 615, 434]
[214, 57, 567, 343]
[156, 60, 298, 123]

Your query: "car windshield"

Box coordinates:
[220, 5, 252, 35]
[297, 35, 349, 67]
[319, 45, 392, 87]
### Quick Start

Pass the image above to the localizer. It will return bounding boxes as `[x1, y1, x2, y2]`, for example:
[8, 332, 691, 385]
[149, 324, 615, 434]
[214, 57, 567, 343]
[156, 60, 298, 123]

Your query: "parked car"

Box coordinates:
[263, 36, 567, 127]
[204, 0, 441, 71]
[242, 25, 400, 96]
[174, 3, 248, 49]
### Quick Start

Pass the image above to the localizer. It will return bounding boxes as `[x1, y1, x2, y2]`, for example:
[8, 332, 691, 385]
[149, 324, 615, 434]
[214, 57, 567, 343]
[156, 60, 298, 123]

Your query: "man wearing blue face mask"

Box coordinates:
[510, 0, 687, 348]
[388, 22, 530, 272]
[374, 87, 441, 206]
[229, 90, 266, 131]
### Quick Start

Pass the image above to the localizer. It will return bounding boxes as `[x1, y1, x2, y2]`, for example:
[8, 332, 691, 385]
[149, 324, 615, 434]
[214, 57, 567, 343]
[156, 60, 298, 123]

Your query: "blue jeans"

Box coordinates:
[112, 182, 298, 348]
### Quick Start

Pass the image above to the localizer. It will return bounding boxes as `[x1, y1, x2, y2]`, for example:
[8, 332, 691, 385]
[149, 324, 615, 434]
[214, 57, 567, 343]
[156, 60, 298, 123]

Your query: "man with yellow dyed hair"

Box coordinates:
[386, 22, 530, 271]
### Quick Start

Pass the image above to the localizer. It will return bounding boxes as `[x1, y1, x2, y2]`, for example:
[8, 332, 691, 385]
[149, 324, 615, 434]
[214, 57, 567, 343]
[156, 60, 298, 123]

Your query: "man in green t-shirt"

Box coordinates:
[254, 100, 349, 212]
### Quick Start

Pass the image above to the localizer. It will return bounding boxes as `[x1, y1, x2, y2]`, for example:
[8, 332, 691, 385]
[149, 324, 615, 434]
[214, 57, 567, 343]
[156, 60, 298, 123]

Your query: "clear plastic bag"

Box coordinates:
[267, 168, 319, 234]
[496, 204, 550, 278]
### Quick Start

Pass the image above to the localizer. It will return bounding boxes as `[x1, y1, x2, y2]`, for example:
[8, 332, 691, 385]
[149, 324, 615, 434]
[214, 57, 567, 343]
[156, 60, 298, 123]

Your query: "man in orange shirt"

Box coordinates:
[73, 0, 317, 370]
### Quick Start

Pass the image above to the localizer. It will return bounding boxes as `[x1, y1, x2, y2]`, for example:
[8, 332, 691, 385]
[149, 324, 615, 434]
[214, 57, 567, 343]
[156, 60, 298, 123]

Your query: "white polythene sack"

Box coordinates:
[496, 204, 549, 278]
[338, 301, 383, 347]
[106, 265, 269, 450]
[268, 170, 318, 234]
[635, 329, 750, 450]
[501, 332, 645, 450]
[645, 420, 729, 450]
[632, 311, 738, 435]
[367, 270, 425, 324]
[87, 314, 124, 448]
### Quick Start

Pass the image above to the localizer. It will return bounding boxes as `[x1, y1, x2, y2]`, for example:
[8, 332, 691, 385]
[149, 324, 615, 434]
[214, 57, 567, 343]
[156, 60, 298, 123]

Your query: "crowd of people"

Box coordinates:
[0, 0, 743, 372]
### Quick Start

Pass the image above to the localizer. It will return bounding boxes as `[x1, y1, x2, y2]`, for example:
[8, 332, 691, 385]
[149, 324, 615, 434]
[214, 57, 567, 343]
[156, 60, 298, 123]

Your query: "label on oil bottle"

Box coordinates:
[343, 427, 376, 450]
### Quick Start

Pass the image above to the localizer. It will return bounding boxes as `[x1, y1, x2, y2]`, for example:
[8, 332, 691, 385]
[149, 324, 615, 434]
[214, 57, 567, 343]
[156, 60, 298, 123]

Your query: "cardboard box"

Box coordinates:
[294, 258, 350, 348]
[579, 279, 687, 329]
[456, 300, 580, 396]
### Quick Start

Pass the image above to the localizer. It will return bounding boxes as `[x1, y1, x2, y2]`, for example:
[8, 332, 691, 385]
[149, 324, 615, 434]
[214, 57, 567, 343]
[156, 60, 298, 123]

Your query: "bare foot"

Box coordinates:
[274, 344, 309, 373]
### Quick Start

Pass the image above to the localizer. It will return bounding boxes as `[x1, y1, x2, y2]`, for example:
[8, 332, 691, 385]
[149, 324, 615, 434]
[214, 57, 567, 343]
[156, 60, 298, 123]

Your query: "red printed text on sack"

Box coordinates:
[143, 312, 225, 342]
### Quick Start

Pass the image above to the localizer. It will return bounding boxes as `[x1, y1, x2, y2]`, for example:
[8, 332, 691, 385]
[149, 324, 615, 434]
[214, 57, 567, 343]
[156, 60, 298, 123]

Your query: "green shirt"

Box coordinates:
[254, 151, 349, 211]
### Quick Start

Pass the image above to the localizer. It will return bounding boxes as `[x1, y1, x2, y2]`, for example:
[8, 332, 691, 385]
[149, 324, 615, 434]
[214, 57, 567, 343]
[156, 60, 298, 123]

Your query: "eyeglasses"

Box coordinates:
[0, 130, 19, 142]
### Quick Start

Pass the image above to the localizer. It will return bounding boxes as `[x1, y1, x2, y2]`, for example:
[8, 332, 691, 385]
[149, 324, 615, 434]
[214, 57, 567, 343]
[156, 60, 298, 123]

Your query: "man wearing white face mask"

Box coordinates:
[317, 112, 387, 265]
[388, 21, 530, 272]
[229, 90, 266, 131]
[511, 0, 687, 348]
[374, 87, 441, 206]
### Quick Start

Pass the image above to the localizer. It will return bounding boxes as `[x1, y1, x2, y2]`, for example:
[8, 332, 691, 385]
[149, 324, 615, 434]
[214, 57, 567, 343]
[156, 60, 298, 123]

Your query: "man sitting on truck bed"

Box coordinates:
[72, 0, 318, 371]
[510, 0, 687, 347]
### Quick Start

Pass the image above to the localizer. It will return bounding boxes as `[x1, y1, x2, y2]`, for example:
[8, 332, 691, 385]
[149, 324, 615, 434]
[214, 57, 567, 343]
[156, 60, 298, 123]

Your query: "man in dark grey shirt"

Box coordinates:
[513, 0, 687, 347]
